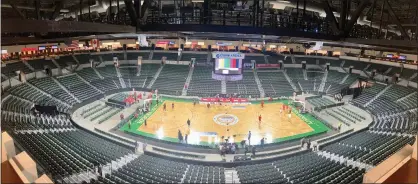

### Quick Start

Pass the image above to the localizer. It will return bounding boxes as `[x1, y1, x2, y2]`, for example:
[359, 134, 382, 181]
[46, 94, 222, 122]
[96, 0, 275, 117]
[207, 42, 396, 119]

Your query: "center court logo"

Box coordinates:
[213, 114, 239, 126]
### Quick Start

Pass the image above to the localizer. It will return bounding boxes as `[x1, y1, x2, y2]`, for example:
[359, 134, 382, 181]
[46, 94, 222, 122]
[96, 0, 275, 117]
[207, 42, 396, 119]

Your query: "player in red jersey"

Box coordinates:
[261, 100, 264, 108]
[258, 114, 262, 125]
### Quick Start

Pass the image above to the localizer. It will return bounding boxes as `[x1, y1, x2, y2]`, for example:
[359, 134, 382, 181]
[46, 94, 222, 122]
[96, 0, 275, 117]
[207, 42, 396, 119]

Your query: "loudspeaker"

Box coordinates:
[151, 43, 156, 49]
[208, 45, 211, 51]
[290, 48, 294, 54]
[349, 68, 352, 74]
[372, 71, 376, 77]
[302, 63, 306, 70]
[235, 46, 239, 51]
[85, 40, 89, 47]
[181, 44, 184, 49]
[327, 51, 333, 57]
[123, 44, 127, 50]
[279, 63, 282, 69]
[326, 65, 329, 71]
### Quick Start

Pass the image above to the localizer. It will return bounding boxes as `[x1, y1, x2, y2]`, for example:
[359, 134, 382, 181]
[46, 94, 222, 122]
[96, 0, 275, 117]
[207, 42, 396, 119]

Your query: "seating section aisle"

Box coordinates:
[257, 72, 295, 97]
[120, 67, 145, 88]
[30, 77, 78, 105]
[226, 72, 260, 98]
[7, 83, 70, 112]
[57, 75, 101, 101]
[152, 64, 189, 95]
[352, 83, 386, 107]
[187, 66, 221, 97]
[140, 64, 162, 87]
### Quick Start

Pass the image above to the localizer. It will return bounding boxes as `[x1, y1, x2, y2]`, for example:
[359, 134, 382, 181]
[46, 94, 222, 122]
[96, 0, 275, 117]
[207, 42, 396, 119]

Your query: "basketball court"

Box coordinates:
[121, 98, 329, 146]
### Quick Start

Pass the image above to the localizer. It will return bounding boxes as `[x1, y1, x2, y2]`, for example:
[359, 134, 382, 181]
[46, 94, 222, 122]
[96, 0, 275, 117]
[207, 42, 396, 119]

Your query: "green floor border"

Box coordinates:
[120, 97, 329, 146]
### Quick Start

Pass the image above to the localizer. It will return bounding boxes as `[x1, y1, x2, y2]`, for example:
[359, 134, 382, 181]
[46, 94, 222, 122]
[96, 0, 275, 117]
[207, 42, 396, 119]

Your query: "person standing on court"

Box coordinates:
[260, 137, 265, 149]
[248, 131, 252, 145]
[178, 130, 182, 143]
[187, 118, 191, 127]
[163, 103, 167, 111]
[185, 134, 188, 144]
[172, 103, 175, 110]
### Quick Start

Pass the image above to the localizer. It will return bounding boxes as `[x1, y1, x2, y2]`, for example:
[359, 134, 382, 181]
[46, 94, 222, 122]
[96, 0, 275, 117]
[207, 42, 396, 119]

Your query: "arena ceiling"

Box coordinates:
[1, 0, 417, 49]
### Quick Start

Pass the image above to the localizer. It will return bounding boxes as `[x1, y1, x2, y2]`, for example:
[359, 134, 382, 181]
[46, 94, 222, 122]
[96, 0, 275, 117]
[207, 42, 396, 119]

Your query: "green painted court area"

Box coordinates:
[120, 97, 329, 146]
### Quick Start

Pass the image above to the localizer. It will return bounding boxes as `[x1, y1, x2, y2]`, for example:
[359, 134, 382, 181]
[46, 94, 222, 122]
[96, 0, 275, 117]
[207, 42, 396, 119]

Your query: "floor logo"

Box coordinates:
[213, 114, 239, 126]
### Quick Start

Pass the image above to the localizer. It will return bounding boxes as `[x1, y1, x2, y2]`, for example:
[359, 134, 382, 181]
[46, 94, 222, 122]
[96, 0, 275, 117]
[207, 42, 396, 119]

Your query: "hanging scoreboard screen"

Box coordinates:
[214, 58, 242, 75]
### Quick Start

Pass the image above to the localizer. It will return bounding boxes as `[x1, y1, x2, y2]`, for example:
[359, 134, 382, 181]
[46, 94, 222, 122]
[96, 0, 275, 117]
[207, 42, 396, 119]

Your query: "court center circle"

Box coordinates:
[213, 114, 239, 126]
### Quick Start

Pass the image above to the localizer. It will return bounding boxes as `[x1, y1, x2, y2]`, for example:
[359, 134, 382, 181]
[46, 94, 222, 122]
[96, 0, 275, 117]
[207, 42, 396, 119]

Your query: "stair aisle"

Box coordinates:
[182, 66, 194, 96]
[225, 168, 240, 184]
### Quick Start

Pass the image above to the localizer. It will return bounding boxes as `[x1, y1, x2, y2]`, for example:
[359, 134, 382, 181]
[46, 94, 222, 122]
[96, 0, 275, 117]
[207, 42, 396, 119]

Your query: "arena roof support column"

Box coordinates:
[50, 0, 64, 20]
[10, 3, 26, 19]
[343, 0, 370, 37]
[79, 0, 83, 21]
[321, 0, 340, 35]
[385, 0, 411, 40]
[109, 0, 112, 22]
[339, 0, 348, 30]
[369, 0, 376, 27]
[35, 0, 41, 20]
[117, 0, 120, 21]
[124, 0, 138, 26]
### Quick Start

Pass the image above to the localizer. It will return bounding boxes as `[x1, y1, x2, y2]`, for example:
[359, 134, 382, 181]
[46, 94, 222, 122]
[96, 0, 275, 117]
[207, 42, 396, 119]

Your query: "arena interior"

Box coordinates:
[1, 0, 417, 183]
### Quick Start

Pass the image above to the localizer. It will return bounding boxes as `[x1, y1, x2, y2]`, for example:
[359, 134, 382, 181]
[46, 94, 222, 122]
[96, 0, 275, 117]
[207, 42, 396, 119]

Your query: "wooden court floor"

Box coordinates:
[138, 100, 313, 144]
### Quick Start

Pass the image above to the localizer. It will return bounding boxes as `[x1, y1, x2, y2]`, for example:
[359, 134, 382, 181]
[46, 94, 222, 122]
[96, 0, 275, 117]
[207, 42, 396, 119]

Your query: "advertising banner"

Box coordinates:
[256, 64, 280, 68]
[200, 98, 249, 103]
[212, 52, 245, 59]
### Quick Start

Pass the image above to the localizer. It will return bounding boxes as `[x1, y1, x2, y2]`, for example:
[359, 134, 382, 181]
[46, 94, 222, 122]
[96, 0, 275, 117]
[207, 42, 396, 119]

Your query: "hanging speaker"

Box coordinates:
[235, 46, 239, 51]
[208, 45, 211, 51]
[123, 44, 127, 50]
[326, 65, 329, 71]
[181, 44, 184, 49]
[85, 40, 89, 47]
[349, 68, 352, 74]
[302, 63, 306, 69]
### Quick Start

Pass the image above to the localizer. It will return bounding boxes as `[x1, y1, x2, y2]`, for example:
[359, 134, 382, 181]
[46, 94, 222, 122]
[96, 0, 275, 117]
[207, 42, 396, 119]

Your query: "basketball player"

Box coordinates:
[187, 119, 191, 127]
[172, 103, 174, 110]
[261, 100, 264, 108]
[163, 103, 167, 111]
[207, 103, 210, 109]
[258, 114, 262, 125]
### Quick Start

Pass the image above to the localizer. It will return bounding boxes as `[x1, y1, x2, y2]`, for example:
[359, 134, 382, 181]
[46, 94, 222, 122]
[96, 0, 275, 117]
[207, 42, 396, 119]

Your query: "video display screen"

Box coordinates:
[214, 58, 242, 75]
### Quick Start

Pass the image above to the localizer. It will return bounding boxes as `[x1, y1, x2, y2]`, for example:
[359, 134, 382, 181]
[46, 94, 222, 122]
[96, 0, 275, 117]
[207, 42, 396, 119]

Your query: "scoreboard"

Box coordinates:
[212, 52, 244, 75]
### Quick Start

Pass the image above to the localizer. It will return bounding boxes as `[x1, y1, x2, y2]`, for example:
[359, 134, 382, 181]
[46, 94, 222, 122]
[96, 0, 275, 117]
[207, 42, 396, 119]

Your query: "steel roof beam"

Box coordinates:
[9, 3, 26, 19]
[343, 0, 370, 37]
[385, 0, 411, 40]
[321, 0, 341, 35]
